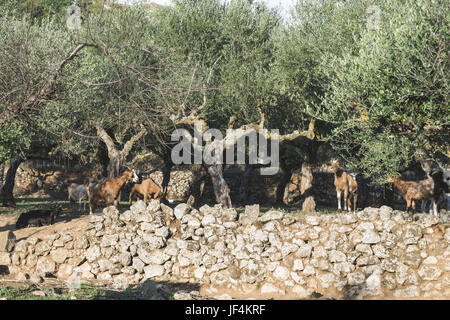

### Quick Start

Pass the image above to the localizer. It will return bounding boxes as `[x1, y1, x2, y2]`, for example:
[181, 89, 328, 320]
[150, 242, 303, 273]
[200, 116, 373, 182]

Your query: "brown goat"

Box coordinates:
[129, 178, 163, 205]
[387, 176, 437, 215]
[328, 160, 358, 212]
[88, 169, 139, 214]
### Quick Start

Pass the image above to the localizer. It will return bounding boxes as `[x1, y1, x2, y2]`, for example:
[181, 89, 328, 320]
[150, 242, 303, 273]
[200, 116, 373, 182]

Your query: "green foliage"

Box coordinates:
[151, 0, 280, 129]
[0, 121, 31, 162]
[0, 0, 447, 184]
[317, 0, 449, 181]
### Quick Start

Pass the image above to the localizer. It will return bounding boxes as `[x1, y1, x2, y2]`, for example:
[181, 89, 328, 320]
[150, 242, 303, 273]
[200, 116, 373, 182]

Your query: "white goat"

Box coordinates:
[68, 183, 88, 212]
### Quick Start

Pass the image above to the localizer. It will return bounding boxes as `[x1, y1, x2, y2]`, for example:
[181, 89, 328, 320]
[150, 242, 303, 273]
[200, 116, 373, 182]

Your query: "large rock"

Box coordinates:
[174, 203, 191, 220]
[404, 224, 422, 244]
[130, 200, 147, 214]
[85, 245, 101, 263]
[36, 256, 56, 275]
[258, 211, 283, 223]
[201, 214, 216, 227]
[144, 264, 165, 278]
[50, 248, 70, 264]
[361, 230, 381, 244]
[0, 252, 11, 265]
[239, 204, 260, 226]
[0, 231, 16, 252]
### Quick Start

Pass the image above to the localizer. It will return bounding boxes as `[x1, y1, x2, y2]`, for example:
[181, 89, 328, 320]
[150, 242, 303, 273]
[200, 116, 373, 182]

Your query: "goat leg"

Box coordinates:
[337, 190, 342, 212]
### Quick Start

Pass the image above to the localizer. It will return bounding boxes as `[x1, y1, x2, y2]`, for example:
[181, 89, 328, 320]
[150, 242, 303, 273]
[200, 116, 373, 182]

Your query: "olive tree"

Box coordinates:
[317, 0, 449, 183]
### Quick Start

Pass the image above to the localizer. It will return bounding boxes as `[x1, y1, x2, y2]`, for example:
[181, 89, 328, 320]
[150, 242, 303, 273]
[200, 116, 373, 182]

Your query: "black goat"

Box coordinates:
[15, 206, 63, 229]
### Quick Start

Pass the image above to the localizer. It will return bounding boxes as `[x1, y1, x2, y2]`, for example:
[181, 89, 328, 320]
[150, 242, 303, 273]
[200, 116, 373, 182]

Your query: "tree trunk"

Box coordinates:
[206, 164, 232, 208]
[189, 166, 207, 207]
[276, 163, 293, 205]
[238, 165, 253, 205]
[0, 163, 4, 186]
[1, 159, 23, 207]
[107, 149, 121, 179]
[96, 125, 147, 178]
[300, 161, 315, 212]
[161, 157, 173, 196]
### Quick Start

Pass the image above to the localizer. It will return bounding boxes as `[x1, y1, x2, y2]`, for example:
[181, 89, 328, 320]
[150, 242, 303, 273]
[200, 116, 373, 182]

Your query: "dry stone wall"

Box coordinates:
[1, 201, 449, 299]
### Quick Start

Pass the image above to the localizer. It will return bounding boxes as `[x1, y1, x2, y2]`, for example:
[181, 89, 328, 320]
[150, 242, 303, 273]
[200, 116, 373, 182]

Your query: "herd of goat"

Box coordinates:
[15, 161, 450, 230]
[68, 168, 163, 215]
[329, 159, 450, 215]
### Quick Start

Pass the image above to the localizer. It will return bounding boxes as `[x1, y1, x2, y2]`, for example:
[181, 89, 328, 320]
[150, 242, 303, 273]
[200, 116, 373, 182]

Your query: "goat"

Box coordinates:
[88, 169, 139, 214]
[67, 182, 88, 211]
[444, 170, 450, 210]
[16, 206, 62, 229]
[386, 172, 447, 215]
[129, 178, 163, 205]
[328, 159, 358, 212]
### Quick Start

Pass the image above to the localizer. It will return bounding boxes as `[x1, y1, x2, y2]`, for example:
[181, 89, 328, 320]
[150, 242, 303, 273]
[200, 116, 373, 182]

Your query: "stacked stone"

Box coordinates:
[1, 202, 448, 299]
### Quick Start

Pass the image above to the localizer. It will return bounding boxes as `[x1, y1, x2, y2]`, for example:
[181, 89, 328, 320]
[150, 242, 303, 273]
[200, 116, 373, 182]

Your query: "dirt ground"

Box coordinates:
[0, 204, 92, 242]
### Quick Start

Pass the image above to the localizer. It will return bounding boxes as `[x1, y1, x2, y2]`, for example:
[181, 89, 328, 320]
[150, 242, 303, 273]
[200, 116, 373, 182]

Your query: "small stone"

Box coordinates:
[132, 257, 145, 273]
[0, 231, 16, 252]
[347, 272, 366, 285]
[201, 215, 216, 227]
[296, 244, 312, 258]
[361, 230, 381, 244]
[302, 265, 316, 276]
[273, 266, 290, 280]
[422, 256, 437, 265]
[305, 215, 320, 226]
[293, 259, 304, 271]
[30, 274, 43, 283]
[329, 250, 346, 263]
[418, 266, 442, 281]
[404, 224, 422, 244]
[403, 252, 422, 269]
[372, 244, 390, 259]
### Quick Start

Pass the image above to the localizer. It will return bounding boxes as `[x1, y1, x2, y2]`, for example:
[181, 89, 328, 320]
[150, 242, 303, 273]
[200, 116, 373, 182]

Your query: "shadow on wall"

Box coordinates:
[92, 279, 201, 300]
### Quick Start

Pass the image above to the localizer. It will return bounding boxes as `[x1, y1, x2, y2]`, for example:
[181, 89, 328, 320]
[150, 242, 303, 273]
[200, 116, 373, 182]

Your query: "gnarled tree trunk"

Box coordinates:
[276, 163, 293, 205]
[96, 125, 147, 178]
[1, 159, 23, 207]
[206, 164, 232, 208]
[300, 161, 315, 212]
[238, 165, 253, 205]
